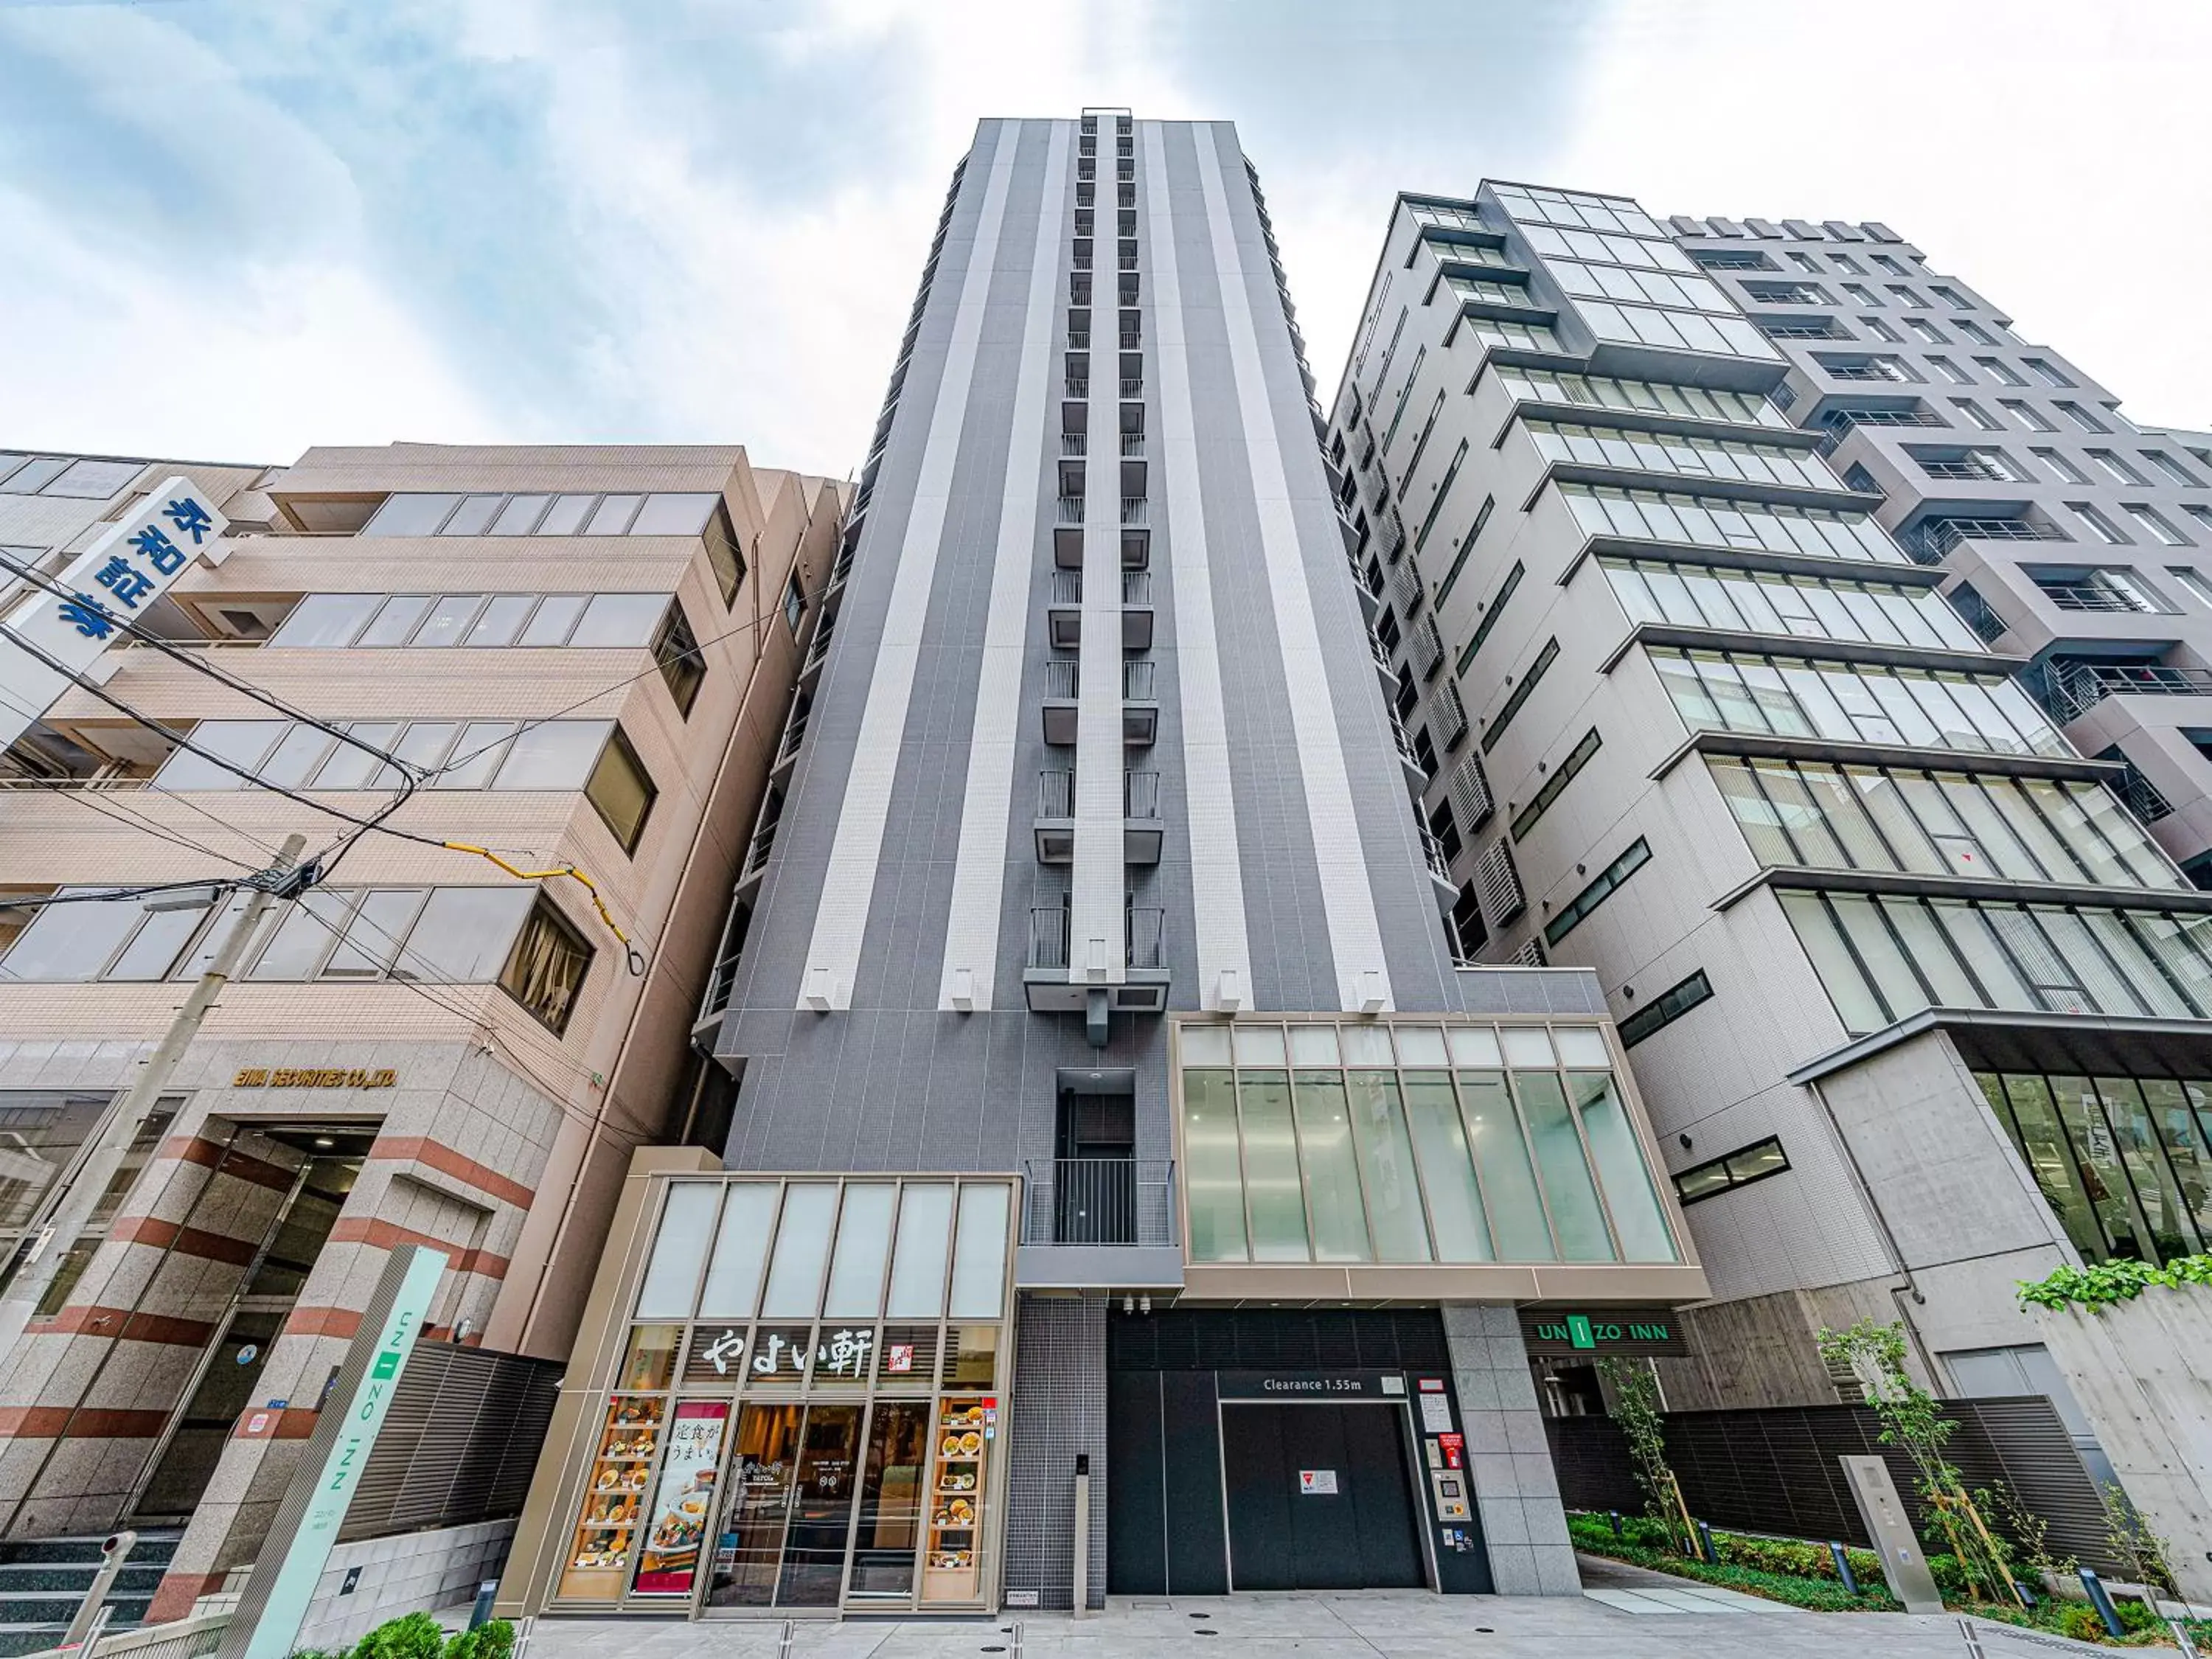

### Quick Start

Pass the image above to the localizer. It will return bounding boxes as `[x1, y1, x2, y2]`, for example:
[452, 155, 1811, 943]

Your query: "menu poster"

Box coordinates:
[632, 1402, 729, 1595]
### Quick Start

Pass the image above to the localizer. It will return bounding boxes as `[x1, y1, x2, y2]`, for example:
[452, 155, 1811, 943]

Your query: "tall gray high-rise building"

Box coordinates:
[1326, 182, 2212, 1496]
[499, 121, 1703, 1624]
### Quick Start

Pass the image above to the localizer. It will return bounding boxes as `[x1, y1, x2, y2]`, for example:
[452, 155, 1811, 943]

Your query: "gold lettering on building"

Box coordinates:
[233, 1068, 397, 1089]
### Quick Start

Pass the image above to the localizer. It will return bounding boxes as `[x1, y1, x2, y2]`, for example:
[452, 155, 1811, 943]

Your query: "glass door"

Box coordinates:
[776, 1404, 863, 1606]
[704, 1402, 803, 1609]
[848, 1399, 931, 1601]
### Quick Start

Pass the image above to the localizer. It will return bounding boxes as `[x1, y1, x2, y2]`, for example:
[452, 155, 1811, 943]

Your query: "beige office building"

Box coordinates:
[0, 442, 841, 1645]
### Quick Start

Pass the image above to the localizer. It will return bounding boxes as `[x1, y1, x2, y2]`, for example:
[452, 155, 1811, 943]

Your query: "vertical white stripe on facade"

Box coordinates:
[800, 120, 1017, 1010]
[1144, 122, 1251, 1011]
[1071, 147, 1127, 990]
[937, 124, 1070, 1010]
[1193, 124, 1394, 1012]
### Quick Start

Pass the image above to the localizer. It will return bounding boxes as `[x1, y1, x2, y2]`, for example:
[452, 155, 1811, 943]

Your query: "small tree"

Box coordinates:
[2099, 1479, 2178, 1596]
[1986, 1481, 2075, 1582]
[1596, 1355, 1691, 1552]
[1816, 1318, 2018, 1605]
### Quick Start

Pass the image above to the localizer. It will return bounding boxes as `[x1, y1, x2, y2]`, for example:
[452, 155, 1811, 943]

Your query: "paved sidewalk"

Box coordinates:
[516, 1586, 2103, 1657]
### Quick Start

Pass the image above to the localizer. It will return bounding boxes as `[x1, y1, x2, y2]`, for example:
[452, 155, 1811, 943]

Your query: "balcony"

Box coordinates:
[1020, 1158, 1177, 1247]
[2048, 661, 2212, 720]
[1048, 568, 1153, 650]
[1907, 515, 2068, 566]
[1419, 824, 1458, 896]
[1121, 497, 1147, 526]
[1120, 433, 1147, 458]
[1021, 905, 1172, 1016]
[1038, 656, 1158, 745]
[2036, 582, 2156, 613]
[1119, 377, 1144, 398]
[1062, 431, 1088, 457]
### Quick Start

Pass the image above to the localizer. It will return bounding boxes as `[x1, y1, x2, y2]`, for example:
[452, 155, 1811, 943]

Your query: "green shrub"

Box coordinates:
[2057, 1603, 2110, 1642]
[352, 1613, 446, 1659]
[443, 1621, 514, 1659]
[1563, 1513, 1902, 1613]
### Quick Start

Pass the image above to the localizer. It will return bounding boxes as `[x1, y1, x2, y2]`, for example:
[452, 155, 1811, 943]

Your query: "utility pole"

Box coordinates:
[0, 832, 308, 1364]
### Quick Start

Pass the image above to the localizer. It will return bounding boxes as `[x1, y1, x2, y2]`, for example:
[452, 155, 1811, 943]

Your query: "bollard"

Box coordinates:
[469, 1581, 498, 1630]
[1829, 1542, 1858, 1598]
[1012, 1620, 1025, 1659]
[778, 1618, 795, 1659]
[1957, 1616, 1986, 1658]
[1074, 1454, 1092, 1620]
[1608, 1509, 1623, 1538]
[2078, 1568, 2128, 1641]
[1696, 1520, 1719, 1565]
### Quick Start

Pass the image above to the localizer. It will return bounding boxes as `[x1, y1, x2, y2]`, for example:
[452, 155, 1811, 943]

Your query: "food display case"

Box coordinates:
[922, 1396, 994, 1602]
[557, 1395, 663, 1599]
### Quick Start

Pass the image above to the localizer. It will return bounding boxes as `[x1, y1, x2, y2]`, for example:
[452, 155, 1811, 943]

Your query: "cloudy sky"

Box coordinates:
[1, 0, 2205, 477]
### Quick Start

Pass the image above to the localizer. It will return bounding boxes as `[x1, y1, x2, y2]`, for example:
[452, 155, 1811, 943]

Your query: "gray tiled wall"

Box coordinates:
[1442, 1303, 1579, 1596]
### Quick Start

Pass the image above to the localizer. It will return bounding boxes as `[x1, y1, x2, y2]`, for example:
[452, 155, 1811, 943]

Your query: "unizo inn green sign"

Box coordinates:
[1520, 1307, 1689, 1357]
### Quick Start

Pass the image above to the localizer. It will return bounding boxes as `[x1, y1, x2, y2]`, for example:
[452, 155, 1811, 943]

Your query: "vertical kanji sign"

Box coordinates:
[0, 474, 229, 751]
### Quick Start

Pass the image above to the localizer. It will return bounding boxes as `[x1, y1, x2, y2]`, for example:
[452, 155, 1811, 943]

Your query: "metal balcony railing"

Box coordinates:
[2037, 582, 2153, 613]
[1908, 516, 2068, 564]
[1026, 906, 1166, 970]
[1121, 498, 1147, 526]
[1038, 769, 1074, 818]
[1043, 658, 1079, 698]
[1419, 824, 1455, 885]
[1123, 658, 1155, 700]
[1122, 571, 1152, 605]
[1062, 432, 1088, 456]
[2051, 661, 2212, 719]
[1021, 1158, 1177, 1245]
[1119, 330, 1142, 349]
[1120, 377, 1144, 398]
[1066, 377, 1089, 398]
[1067, 330, 1091, 350]
[1052, 570, 1083, 605]
[1125, 770, 1160, 819]
[1057, 496, 1085, 525]
[1121, 433, 1147, 458]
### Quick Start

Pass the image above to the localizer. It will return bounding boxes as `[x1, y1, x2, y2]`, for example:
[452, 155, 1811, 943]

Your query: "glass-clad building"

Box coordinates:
[1322, 180, 2212, 1491]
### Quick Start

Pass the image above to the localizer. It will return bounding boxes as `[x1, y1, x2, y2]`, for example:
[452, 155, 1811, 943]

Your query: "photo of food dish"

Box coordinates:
[959, 1430, 981, 1455]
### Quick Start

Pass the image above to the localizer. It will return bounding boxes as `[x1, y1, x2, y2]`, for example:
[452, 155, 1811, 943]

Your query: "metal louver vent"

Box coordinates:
[1389, 557, 1425, 616]
[1450, 753, 1495, 830]
[1430, 678, 1469, 750]
[1475, 841, 1524, 926]
[1511, 938, 1547, 967]
[1411, 615, 1444, 680]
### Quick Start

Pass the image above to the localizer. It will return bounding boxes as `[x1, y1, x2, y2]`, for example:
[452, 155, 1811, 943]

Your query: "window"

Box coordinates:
[1887, 284, 1927, 307]
[1428, 799, 1461, 863]
[1456, 560, 1522, 675]
[1523, 420, 1837, 491]
[2168, 567, 2212, 610]
[364, 490, 720, 540]
[1905, 318, 1946, 345]
[150, 716, 634, 795]
[1742, 281, 1832, 306]
[1842, 283, 1879, 307]
[2031, 449, 2090, 484]
[584, 726, 658, 854]
[1954, 400, 2002, 432]
[2023, 358, 2074, 388]
[1543, 838, 1651, 946]
[1380, 348, 1427, 453]
[1433, 495, 1495, 608]
[500, 897, 594, 1034]
[2058, 403, 2110, 434]
[1601, 557, 1980, 651]
[1481, 637, 1557, 754]
[652, 604, 705, 716]
[1954, 320, 1996, 346]
[1512, 728, 1601, 842]
[0, 455, 142, 499]
[2088, 450, 2148, 485]
[1933, 285, 1972, 310]
[1399, 392, 1447, 487]
[1618, 970, 1714, 1048]
[268, 591, 673, 650]
[1870, 254, 1907, 276]
[1673, 1136, 1789, 1206]
[1646, 646, 2065, 757]
[1779, 888, 2212, 1033]
[1413, 440, 1469, 554]
[1492, 366, 1788, 429]
[1704, 754, 2177, 888]
[1557, 481, 1906, 566]
[2126, 506, 2188, 547]
[2002, 400, 2059, 433]
[2069, 503, 2128, 545]
[1860, 316, 1902, 342]
[1927, 357, 1971, 385]
[1829, 253, 1865, 275]
[2143, 450, 2205, 487]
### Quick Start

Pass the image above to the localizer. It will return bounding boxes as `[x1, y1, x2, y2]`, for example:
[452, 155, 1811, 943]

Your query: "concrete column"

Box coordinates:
[1441, 1302, 1579, 1596]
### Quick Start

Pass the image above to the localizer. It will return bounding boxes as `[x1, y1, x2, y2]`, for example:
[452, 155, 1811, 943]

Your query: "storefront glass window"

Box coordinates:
[886, 1185, 954, 1317]
[636, 1188, 718, 1320]
[698, 1183, 779, 1318]
[1290, 1071, 1367, 1259]
[947, 1184, 1010, 1319]
[760, 1185, 838, 1318]
[1239, 1071, 1311, 1259]
[823, 1185, 897, 1318]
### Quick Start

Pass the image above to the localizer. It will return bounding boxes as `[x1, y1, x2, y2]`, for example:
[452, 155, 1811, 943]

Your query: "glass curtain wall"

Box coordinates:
[1178, 1020, 1677, 1266]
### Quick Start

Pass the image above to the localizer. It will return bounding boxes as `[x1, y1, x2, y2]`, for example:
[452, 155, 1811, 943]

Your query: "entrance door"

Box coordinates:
[1221, 1403, 1423, 1591]
[703, 1402, 803, 1608]
[132, 1308, 283, 1517]
[776, 1404, 863, 1606]
[848, 1400, 930, 1600]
